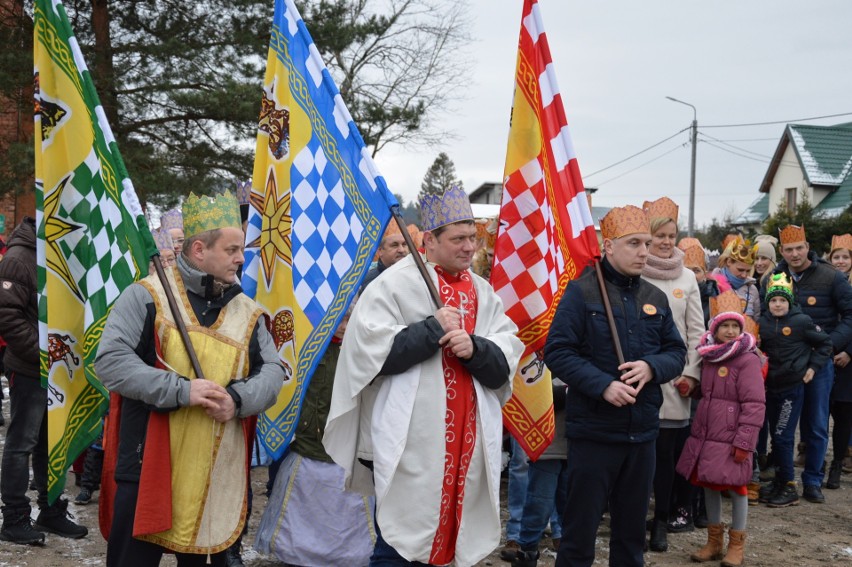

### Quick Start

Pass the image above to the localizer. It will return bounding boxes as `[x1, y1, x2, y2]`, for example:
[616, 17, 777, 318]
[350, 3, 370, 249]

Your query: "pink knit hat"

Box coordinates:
[708, 311, 745, 337]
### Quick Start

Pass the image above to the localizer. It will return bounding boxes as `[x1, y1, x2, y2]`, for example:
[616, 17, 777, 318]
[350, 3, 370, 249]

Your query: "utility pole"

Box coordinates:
[666, 96, 697, 236]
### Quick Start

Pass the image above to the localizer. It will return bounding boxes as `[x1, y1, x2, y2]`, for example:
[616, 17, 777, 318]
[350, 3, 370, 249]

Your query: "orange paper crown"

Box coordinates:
[677, 237, 702, 252]
[600, 205, 650, 240]
[710, 290, 759, 336]
[779, 224, 806, 246]
[830, 233, 852, 253]
[642, 197, 679, 222]
[407, 224, 423, 249]
[721, 233, 739, 251]
[682, 245, 706, 270]
[383, 219, 403, 240]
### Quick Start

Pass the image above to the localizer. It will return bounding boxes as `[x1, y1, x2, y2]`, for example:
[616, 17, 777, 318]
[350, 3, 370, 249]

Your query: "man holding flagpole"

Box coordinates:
[543, 206, 686, 567]
[324, 187, 524, 567]
[95, 192, 285, 567]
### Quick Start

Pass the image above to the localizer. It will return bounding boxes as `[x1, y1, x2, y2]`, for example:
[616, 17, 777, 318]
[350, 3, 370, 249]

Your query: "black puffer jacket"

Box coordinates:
[0, 217, 38, 377]
[758, 303, 832, 393]
[775, 251, 852, 353]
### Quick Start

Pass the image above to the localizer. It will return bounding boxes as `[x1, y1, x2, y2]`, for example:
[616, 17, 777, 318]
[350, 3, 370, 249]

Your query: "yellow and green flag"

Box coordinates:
[35, 0, 157, 503]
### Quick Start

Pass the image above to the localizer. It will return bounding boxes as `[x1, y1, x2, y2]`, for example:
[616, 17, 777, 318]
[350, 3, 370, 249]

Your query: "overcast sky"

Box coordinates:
[372, 0, 852, 229]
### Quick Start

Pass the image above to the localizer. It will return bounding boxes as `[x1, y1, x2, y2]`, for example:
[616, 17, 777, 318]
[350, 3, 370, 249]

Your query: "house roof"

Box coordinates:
[760, 123, 852, 192]
[731, 193, 769, 227]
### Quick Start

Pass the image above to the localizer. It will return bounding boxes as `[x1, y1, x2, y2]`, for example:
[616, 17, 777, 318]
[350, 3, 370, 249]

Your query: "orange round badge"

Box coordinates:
[718, 367, 729, 377]
[782, 326, 792, 336]
[807, 296, 817, 306]
[672, 288, 684, 299]
[643, 304, 657, 315]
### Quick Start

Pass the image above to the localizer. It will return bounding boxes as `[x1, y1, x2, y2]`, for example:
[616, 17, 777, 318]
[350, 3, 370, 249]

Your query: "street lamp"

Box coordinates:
[666, 96, 697, 237]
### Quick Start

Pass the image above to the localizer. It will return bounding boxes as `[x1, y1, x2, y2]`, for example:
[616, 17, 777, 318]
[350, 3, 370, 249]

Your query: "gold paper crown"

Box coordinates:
[677, 237, 702, 252]
[159, 209, 183, 231]
[642, 197, 679, 222]
[182, 191, 242, 238]
[151, 228, 174, 251]
[724, 236, 758, 266]
[765, 273, 795, 303]
[710, 290, 758, 336]
[830, 233, 852, 253]
[682, 245, 706, 270]
[779, 224, 806, 246]
[420, 186, 474, 232]
[600, 205, 650, 240]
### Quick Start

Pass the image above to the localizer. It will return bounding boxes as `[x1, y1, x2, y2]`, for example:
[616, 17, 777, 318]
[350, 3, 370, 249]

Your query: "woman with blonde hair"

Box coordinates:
[640, 198, 704, 552]
[827, 234, 852, 487]
[710, 237, 761, 318]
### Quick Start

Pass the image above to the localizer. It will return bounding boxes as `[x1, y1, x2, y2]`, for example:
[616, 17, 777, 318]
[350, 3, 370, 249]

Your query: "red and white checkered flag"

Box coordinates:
[493, 0, 600, 460]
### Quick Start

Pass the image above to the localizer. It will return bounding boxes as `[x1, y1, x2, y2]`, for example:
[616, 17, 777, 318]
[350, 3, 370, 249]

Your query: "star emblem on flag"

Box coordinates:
[43, 175, 84, 299]
[259, 171, 292, 285]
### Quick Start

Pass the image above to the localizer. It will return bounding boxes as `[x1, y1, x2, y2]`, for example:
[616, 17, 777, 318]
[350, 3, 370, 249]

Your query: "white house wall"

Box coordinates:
[767, 144, 809, 214]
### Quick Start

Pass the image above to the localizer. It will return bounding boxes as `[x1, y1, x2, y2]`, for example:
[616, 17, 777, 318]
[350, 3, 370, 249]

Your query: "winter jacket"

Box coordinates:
[758, 304, 832, 393]
[544, 258, 687, 445]
[642, 266, 705, 422]
[709, 268, 761, 318]
[291, 341, 340, 462]
[676, 349, 765, 487]
[0, 217, 38, 377]
[775, 251, 852, 353]
[698, 278, 719, 327]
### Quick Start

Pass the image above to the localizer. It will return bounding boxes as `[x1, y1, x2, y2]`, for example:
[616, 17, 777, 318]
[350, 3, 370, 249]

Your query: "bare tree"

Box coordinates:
[303, 0, 471, 155]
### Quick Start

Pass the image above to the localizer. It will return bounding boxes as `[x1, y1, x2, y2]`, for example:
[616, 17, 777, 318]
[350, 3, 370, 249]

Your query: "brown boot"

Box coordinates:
[794, 442, 806, 467]
[690, 523, 725, 562]
[746, 481, 759, 506]
[721, 528, 746, 567]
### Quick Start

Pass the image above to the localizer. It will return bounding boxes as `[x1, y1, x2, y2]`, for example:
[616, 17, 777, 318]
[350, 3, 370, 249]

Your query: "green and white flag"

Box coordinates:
[34, 0, 157, 503]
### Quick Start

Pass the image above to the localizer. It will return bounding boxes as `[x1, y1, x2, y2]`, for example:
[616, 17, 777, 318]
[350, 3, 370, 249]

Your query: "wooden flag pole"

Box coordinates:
[593, 258, 626, 367]
[392, 207, 443, 309]
[151, 254, 206, 381]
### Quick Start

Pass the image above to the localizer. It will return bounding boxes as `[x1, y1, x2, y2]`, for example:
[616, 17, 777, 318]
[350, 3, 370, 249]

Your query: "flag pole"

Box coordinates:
[391, 207, 443, 309]
[150, 255, 206, 380]
[593, 259, 626, 367]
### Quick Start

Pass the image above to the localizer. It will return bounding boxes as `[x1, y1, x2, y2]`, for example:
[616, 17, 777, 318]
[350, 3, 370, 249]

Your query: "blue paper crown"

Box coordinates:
[151, 228, 174, 251]
[236, 180, 252, 206]
[420, 186, 474, 232]
[159, 208, 183, 231]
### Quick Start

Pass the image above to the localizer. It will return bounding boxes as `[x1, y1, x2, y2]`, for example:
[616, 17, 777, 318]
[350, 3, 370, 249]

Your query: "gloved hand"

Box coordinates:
[731, 446, 750, 464]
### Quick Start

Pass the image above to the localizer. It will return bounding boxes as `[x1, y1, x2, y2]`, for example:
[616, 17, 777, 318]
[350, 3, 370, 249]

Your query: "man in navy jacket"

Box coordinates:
[544, 205, 686, 567]
[776, 225, 852, 504]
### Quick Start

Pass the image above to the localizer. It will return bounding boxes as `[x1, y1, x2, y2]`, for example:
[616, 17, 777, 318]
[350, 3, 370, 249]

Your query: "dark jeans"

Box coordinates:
[107, 481, 227, 567]
[556, 439, 654, 567]
[652, 426, 689, 522]
[830, 401, 852, 463]
[370, 521, 432, 566]
[800, 362, 834, 487]
[766, 383, 805, 483]
[518, 458, 568, 551]
[0, 372, 49, 515]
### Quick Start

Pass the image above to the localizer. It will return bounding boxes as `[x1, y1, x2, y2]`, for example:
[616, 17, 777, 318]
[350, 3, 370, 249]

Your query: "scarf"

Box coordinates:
[696, 330, 756, 363]
[642, 247, 685, 281]
[721, 267, 747, 290]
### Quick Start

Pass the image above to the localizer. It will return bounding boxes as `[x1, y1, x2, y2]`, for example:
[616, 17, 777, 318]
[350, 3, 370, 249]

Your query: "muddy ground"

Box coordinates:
[1, 375, 850, 566]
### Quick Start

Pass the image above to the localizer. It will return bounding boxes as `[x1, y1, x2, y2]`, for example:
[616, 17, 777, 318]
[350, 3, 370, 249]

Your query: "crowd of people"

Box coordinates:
[0, 186, 850, 567]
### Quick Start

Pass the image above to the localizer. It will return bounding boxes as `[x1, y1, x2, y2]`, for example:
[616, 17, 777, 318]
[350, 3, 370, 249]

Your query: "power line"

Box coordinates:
[583, 126, 690, 178]
[701, 140, 770, 164]
[594, 144, 685, 186]
[698, 133, 772, 159]
[702, 111, 852, 129]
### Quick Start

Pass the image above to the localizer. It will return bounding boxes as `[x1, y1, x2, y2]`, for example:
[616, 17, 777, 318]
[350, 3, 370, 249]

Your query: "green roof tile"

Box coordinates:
[787, 123, 852, 186]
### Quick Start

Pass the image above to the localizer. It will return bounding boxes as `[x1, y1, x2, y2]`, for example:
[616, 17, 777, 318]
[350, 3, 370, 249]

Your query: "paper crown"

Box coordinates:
[382, 219, 404, 240]
[642, 197, 679, 223]
[420, 186, 474, 232]
[407, 224, 423, 249]
[721, 233, 739, 251]
[709, 290, 759, 336]
[830, 233, 852, 253]
[235, 180, 252, 206]
[182, 191, 242, 238]
[682, 245, 706, 270]
[600, 205, 650, 240]
[159, 208, 183, 231]
[677, 237, 702, 252]
[723, 236, 758, 265]
[151, 228, 174, 252]
[765, 272, 794, 304]
[779, 224, 806, 246]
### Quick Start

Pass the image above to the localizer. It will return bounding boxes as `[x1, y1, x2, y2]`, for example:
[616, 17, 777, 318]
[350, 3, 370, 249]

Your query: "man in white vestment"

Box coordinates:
[324, 187, 524, 567]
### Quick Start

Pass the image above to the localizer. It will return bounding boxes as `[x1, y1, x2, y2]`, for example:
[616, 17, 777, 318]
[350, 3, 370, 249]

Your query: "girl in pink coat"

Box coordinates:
[676, 312, 765, 567]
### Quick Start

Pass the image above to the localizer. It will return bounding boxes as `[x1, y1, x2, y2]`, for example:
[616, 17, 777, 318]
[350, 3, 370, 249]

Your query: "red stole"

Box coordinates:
[429, 267, 478, 565]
